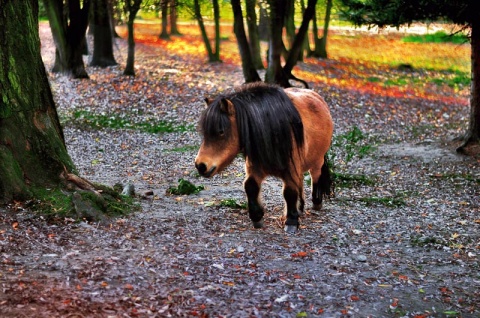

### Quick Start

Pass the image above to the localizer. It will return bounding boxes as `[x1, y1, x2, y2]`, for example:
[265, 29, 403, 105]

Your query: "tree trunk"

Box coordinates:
[265, 0, 290, 87]
[0, 1, 76, 202]
[258, 5, 269, 41]
[231, 0, 261, 83]
[193, 0, 220, 62]
[318, 0, 333, 58]
[124, 18, 136, 76]
[90, 0, 117, 67]
[159, 0, 170, 39]
[213, 0, 221, 62]
[458, 20, 480, 152]
[283, 0, 317, 76]
[285, 0, 296, 49]
[245, 0, 264, 69]
[169, 0, 181, 35]
[43, 0, 90, 78]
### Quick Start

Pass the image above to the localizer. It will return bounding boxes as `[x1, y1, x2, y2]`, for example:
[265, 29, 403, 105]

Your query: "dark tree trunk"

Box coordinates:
[316, 0, 333, 58]
[43, 0, 90, 79]
[231, 0, 261, 83]
[285, 0, 295, 48]
[265, 0, 290, 87]
[283, 0, 317, 75]
[90, 0, 117, 67]
[458, 20, 480, 152]
[170, 0, 181, 35]
[159, 0, 170, 39]
[123, 0, 142, 76]
[258, 5, 269, 41]
[108, 0, 120, 38]
[193, 0, 221, 62]
[245, 0, 264, 69]
[0, 1, 76, 202]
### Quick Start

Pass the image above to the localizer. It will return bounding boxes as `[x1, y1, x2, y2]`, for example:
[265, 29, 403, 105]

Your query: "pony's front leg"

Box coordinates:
[244, 175, 265, 228]
[283, 185, 301, 233]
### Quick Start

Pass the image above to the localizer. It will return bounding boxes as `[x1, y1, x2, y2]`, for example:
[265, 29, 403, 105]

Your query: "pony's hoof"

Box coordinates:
[312, 203, 322, 210]
[252, 220, 264, 228]
[284, 225, 298, 234]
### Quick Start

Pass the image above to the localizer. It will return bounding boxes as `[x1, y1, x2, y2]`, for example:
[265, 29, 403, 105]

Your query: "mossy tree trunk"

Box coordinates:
[0, 1, 76, 203]
[90, 0, 117, 67]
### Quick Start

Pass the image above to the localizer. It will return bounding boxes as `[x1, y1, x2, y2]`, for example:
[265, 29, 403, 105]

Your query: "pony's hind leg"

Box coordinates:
[310, 156, 332, 210]
[244, 175, 265, 228]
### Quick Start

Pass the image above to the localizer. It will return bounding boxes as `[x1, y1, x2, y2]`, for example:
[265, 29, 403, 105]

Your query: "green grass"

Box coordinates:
[219, 198, 246, 209]
[68, 110, 194, 133]
[167, 178, 204, 195]
[165, 145, 199, 153]
[334, 172, 376, 188]
[402, 31, 468, 44]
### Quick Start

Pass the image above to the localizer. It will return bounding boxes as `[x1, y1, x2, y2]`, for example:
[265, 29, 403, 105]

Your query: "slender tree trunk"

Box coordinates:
[193, 0, 220, 62]
[265, 0, 290, 86]
[318, 0, 333, 58]
[285, 0, 295, 48]
[43, 0, 90, 78]
[169, 0, 181, 35]
[283, 0, 317, 75]
[458, 20, 480, 152]
[159, 0, 170, 39]
[90, 0, 117, 67]
[245, 0, 264, 69]
[231, 0, 261, 83]
[124, 18, 136, 76]
[123, 0, 142, 76]
[213, 0, 221, 62]
[0, 1, 76, 202]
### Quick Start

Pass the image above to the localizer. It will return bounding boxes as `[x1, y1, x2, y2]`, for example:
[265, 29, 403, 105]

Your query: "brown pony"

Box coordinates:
[195, 82, 333, 233]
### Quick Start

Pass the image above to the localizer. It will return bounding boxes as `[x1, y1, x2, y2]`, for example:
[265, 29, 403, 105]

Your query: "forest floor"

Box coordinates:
[1, 22, 479, 317]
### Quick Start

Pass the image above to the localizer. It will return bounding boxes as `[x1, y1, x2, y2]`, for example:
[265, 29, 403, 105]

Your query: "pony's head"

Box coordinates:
[195, 97, 240, 178]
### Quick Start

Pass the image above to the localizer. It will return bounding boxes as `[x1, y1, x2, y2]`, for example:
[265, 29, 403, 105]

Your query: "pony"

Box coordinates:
[195, 82, 333, 233]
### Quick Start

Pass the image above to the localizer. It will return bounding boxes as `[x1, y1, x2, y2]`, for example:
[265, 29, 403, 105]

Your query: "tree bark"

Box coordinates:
[159, 0, 170, 39]
[265, 0, 290, 87]
[245, 0, 264, 69]
[0, 1, 76, 202]
[123, 0, 142, 76]
[193, 0, 221, 62]
[90, 0, 117, 67]
[169, 0, 181, 35]
[231, 0, 261, 83]
[43, 0, 90, 78]
[283, 0, 317, 75]
[458, 20, 480, 152]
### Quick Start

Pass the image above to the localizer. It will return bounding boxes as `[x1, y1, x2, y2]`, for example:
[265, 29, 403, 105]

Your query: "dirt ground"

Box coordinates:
[0, 23, 479, 318]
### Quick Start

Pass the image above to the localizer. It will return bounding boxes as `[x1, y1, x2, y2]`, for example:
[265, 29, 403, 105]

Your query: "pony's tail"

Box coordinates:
[319, 154, 334, 198]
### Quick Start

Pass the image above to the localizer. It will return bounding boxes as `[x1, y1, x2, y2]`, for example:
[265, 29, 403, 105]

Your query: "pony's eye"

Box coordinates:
[218, 129, 225, 136]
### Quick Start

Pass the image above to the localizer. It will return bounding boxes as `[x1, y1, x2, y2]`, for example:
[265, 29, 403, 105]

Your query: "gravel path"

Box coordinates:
[0, 23, 479, 318]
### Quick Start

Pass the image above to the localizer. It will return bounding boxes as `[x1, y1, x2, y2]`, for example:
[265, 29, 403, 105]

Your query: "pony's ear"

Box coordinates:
[219, 98, 234, 115]
[204, 97, 213, 106]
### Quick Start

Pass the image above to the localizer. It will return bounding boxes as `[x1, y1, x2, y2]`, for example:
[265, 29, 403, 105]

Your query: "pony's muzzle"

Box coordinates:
[195, 162, 216, 178]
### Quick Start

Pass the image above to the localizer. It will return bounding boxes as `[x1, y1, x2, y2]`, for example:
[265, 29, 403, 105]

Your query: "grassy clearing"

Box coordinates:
[402, 31, 469, 44]
[68, 110, 194, 133]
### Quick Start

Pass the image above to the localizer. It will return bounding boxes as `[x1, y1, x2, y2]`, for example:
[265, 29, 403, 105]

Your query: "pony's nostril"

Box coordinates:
[196, 162, 207, 175]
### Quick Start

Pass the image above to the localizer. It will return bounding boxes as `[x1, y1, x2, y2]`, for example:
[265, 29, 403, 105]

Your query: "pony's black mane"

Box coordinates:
[201, 82, 304, 175]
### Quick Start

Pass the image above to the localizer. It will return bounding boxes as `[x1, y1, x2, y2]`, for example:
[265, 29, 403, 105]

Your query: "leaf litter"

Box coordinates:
[0, 22, 479, 317]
